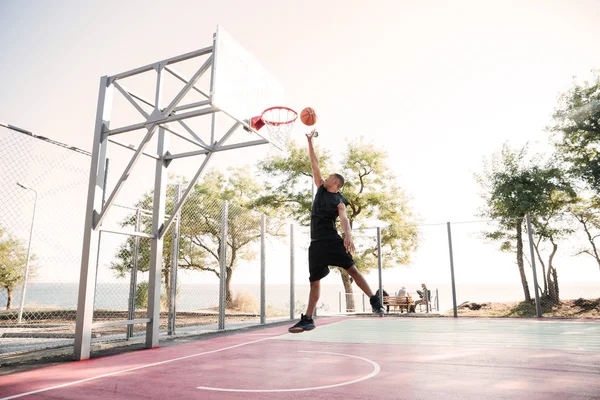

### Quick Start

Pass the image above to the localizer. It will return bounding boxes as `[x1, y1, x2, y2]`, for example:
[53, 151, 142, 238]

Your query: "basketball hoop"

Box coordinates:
[250, 106, 297, 151]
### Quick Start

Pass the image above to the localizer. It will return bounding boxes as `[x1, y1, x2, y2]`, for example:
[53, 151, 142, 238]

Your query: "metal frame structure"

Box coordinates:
[74, 30, 276, 360]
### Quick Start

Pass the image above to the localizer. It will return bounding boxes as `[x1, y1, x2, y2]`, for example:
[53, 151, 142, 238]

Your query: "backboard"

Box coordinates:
[211, 25, 285, 134]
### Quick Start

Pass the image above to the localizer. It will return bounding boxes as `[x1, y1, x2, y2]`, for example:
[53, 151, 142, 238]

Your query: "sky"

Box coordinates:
[1, 0, 600, 292]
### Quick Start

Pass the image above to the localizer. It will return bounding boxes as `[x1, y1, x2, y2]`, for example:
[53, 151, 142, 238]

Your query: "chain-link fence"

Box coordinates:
[0, 126, 299, 357]
[0, 125, 90, 355]
[381, 218, 600, 318]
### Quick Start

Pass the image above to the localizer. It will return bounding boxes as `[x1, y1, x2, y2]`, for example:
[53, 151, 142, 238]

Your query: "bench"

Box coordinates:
[383, 296, 415, 313]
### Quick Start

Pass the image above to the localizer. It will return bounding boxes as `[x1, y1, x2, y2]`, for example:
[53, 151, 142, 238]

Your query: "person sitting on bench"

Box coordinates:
[415, 283, 431, 309]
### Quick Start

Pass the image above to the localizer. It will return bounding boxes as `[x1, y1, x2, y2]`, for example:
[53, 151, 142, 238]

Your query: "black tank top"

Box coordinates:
[310, 184, 348, 241]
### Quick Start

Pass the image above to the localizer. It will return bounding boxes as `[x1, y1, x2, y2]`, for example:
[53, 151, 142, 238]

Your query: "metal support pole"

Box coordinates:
[16, 185, 37, 324]
[290, 223, 295, 320]
[362, 293, 365, 312]
[447, 222, 458, 318]
[526, 215, 543, 318]
[339, 292, 342, 313]
[218, 200, 229, 330]
[93, 158, 109, 322]
[260, 214, 266, 324]
[377, 227, 383, 306]
[168, 183, 182, 335]
[145, 126, 169, 348]
[74, 76, 112, 360]
[127, 208, 141, 339]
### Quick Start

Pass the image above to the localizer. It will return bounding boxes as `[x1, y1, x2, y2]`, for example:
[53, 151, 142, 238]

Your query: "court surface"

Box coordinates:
[1, 316, 599, 399]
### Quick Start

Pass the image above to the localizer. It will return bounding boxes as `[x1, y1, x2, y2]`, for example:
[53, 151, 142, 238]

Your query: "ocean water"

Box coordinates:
[1, 282, 598, 314]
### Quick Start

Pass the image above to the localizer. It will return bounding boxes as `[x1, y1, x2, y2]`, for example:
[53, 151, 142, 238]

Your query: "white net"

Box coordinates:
[261, 107, 297, 152]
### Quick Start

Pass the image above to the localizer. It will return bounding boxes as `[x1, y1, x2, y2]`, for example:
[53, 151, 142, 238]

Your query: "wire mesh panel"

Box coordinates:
[221, 202, 261, 326]
[449, 220, 529, 316]
[161, 184, 223, 335]
[380, 223, 448, 314]
[525, 213, 600, 318]
[0, 126, 89, 355]
[292, 225, 312, 318]
[338, 227, 380, 314]
[448, 216, 600, 318]
[264, 220, 292, 321]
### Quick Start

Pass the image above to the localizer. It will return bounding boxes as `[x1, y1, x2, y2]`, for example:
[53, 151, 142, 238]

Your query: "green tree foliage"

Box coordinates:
[258, 138, 418, 310]
[551, 71, 600, 193]
[255, 141, 333, 225]
[111, 168, 281, 307]
[0, 227, 33, 310]
[529, 191, 576, 303]
[569, 197, 600, 272]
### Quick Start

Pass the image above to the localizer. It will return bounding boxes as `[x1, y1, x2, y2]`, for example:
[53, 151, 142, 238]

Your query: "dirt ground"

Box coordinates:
[446, 297, 600, 318]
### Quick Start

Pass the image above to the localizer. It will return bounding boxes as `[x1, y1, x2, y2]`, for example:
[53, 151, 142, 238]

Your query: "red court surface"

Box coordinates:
[1, 317, 599, 399]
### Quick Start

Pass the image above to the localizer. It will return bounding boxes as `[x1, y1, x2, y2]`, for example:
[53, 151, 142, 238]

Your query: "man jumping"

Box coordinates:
[289, 130, 386, 333]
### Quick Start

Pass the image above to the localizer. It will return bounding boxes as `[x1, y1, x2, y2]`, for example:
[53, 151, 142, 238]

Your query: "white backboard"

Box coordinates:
[211, 25, 285, 123]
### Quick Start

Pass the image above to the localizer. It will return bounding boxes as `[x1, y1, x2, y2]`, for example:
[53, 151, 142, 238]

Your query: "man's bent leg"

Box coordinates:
[346, 265, 374, 297]
[347, 265, 385, 314]
[305, 279, 321, 317]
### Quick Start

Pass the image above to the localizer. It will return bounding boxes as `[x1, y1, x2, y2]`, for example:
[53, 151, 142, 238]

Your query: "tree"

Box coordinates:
[255, 140, 333, 225]
[258, 138, 419, 311]
[569, 198, 600, 271]
[0, 227, 31, 310]
[550, 71, 600, 274]
[529, 190, 576, 304]
[551, 71, 600, 194]
[111, 168, 281, 308]
[110, 184, 179, 305]
[476, 144, 575, 302]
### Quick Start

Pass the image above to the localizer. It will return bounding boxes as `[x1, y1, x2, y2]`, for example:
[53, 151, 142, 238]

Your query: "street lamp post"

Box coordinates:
[16, 182, 37, 324]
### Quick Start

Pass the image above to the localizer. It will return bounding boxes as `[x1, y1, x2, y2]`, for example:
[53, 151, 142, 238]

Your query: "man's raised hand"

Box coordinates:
[305, 129, 317, 141]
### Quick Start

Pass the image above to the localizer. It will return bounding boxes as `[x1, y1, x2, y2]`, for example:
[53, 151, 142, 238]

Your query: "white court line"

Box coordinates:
[196, 350, 381, 393]
[0, 337, 273, 400]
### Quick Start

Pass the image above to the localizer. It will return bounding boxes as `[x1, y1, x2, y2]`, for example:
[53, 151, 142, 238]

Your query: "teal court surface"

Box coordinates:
[1, 317, 599, 399]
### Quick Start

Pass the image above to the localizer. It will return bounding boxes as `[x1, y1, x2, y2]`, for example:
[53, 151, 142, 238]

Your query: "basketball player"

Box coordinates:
[289, 130, 386, 333]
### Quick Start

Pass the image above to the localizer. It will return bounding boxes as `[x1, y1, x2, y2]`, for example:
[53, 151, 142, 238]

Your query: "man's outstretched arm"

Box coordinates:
[338, 203, 355, 253]
[306, 129, 324, 186]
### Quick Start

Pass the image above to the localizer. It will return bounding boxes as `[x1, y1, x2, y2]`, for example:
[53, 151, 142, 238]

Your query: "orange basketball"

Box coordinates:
[300, 107, 317, 126]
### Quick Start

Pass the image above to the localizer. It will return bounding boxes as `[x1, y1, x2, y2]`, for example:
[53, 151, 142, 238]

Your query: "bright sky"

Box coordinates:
[2, 1, 600, 290]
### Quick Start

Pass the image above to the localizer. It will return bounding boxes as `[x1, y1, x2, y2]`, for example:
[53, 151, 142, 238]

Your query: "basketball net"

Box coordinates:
[251, 106, 297, 152]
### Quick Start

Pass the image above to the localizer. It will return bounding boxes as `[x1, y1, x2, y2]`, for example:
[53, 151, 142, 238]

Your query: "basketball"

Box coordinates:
[300, 107, 317, 126]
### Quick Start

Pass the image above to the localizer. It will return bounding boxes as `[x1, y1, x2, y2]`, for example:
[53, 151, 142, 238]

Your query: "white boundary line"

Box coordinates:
[0, 337, 272, 400]
[196, 350, 381, 392]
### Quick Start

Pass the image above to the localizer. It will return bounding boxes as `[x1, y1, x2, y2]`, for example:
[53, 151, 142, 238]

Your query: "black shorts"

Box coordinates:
[308, 239, 354, 282]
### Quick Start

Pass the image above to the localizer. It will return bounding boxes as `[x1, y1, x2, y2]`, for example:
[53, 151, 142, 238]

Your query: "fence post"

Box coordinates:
[526, 215, 543, 318]
[447, 222, 458, 318]
[260, 214, 266, 324]
[290, 223, 295, 320]
[168, 183, 182, 336]
[362, 293, 365, 312]
[218, 200, 228, 330]
[127, 208, 141, 339]
[92, 158, 109, 324]
[377, 227, 383, 306]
